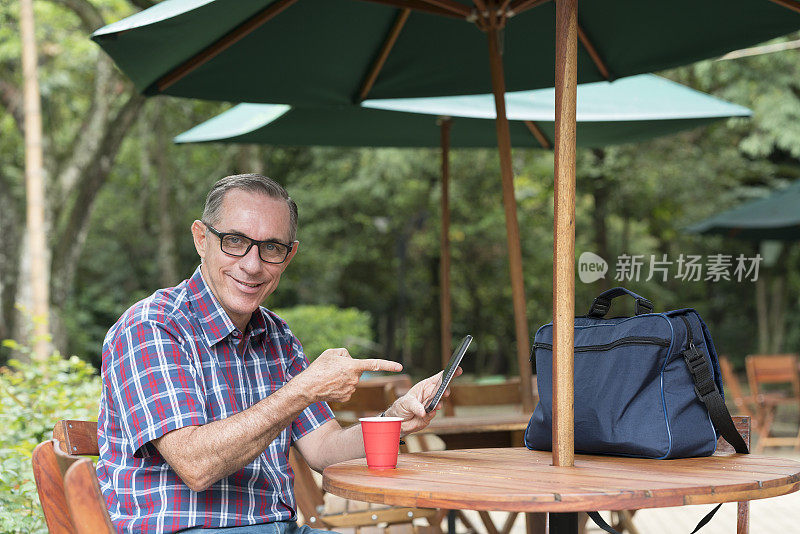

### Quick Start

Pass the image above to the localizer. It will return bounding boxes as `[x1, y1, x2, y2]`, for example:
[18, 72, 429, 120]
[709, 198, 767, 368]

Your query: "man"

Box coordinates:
[97, 174, 448, 533]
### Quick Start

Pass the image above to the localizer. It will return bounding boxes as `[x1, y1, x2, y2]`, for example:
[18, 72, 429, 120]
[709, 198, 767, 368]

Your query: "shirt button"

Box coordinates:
[232, 331, 241, 339]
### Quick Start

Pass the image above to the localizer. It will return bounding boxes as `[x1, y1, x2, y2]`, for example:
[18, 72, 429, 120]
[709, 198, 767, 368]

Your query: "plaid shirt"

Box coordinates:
[96, 266, 333, 533]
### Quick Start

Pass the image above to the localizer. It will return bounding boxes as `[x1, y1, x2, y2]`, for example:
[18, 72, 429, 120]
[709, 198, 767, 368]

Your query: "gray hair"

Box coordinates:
[202, 173, 298, 241]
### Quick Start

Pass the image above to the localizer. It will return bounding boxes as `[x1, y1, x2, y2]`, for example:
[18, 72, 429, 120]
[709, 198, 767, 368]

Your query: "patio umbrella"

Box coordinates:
[91, 0, 800, 467]
[687, 179, 800, 241]
[175, 75, 751, 148]
[175, 75, 751, 377]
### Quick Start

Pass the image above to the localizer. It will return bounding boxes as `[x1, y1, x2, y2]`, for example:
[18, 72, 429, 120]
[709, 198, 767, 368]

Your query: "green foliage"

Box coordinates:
[2, 1, 800, 382]
[272, 305, 373, 361]
[0, 340, 102, 533]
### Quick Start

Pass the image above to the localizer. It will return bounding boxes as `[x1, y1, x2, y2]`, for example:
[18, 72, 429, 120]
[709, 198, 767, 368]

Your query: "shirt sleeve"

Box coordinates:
[284, 335, 334, 441]
[106, 320, 207, 458]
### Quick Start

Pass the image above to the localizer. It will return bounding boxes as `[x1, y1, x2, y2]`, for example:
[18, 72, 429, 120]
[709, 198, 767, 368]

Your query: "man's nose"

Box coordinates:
[239, 244, 263, 271]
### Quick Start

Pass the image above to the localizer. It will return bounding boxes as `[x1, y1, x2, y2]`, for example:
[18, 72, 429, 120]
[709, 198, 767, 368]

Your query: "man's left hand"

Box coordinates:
[384, 368, 462, 436]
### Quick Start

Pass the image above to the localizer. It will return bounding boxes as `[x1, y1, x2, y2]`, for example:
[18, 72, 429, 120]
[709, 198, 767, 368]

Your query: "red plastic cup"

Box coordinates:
[359, 416, 403, 469]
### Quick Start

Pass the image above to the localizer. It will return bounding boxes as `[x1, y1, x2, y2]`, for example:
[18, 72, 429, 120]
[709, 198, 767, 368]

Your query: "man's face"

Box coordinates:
[191, 189, 297, 332]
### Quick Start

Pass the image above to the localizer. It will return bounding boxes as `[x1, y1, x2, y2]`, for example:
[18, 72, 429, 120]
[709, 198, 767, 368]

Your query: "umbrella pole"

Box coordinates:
[485, 26, 535, 413]
[553, 0, 578, 467]
[439, 117, 453, 370]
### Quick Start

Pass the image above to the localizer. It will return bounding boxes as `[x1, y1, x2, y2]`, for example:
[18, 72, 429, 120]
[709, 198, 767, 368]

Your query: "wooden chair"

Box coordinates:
[448, 377, 530, 411]
[594, 416, 752, 534]
[40, 419, 439, 534]
[289, 447, 439, 534]
[719, 355, 755, 417]
[31, 420, 113, 534]
[745, 354, 800, 452]
[314, 375, 441, 533]
[31, 439, 75, 533]
[445, 378, 541, 534]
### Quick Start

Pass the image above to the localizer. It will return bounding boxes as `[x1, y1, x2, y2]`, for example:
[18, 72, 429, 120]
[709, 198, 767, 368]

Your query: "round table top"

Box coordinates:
[322, 447, 800, 513]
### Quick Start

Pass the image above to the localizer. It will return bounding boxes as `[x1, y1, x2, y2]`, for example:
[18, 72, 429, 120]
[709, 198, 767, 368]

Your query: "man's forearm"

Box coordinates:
[299, 421, 366, 472]
[298, 403, 410, 472]
[154, 378, 311, 491]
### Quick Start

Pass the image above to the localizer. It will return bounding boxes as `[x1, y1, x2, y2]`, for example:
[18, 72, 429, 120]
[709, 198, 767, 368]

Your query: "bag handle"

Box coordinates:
[587, 287, 654, 318]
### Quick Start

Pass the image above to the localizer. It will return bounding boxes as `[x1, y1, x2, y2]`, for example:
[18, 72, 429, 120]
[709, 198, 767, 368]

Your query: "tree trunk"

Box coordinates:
[769, 273, 786, 353]
[153, 101, 180, 286]
[590, 150, 611, 291]
[0, 175, 22, 348]
[19, 0, 50, 361]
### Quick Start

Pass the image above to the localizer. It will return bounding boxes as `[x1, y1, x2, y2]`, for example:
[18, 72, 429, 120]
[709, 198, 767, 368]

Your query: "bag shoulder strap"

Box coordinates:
[680, 316, 748, 454]
[588, 504, 724, 534]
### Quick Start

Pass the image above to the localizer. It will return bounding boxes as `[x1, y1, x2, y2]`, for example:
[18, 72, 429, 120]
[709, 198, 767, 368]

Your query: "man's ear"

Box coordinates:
[191, 220, 207, 260]
[280, 241, 299, 270]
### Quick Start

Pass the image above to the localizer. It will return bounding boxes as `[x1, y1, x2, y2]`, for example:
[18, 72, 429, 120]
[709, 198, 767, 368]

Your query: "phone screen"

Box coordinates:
[425, 334, 472, 413]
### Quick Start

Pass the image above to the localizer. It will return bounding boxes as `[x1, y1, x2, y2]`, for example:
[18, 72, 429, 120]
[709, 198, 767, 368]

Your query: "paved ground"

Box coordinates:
[459, 489, 799, 533]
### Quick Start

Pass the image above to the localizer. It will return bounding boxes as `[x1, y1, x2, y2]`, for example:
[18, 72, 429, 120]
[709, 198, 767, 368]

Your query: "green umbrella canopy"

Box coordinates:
[173, 75, 751, 148]
[687, 180, 800, 241]
[91, 0, 800, 439]
[90, 0, 800, 105]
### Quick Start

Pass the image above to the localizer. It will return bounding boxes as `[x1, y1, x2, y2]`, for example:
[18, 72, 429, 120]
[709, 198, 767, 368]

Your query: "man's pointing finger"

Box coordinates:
[355, 358, 403, 373]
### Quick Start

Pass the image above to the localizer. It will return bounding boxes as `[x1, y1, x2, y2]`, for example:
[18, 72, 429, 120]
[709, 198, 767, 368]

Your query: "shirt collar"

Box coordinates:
[186, 266, 237, 347]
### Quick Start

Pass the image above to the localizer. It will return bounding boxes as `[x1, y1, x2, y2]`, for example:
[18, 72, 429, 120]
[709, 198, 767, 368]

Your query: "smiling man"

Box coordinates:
[96, 174, 444, 533]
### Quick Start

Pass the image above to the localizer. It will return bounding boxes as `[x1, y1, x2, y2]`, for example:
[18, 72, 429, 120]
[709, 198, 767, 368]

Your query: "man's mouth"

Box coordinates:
[231, 276, 263, 289]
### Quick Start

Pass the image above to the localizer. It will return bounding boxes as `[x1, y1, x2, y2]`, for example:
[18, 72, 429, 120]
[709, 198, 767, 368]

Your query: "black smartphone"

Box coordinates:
[425, 334, 473, 413]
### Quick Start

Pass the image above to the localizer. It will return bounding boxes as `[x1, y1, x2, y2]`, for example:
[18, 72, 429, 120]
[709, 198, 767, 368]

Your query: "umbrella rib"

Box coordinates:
[357, 8, 411, 102]
[768, 0, 800, 14]
[507, 0, 552, 16]
[577, 22, 611, 80]
[523, 120, 552, 149]
[418, 0, 473, 17]
[357, 0, 466, 19]
[155, 0, 299, 93]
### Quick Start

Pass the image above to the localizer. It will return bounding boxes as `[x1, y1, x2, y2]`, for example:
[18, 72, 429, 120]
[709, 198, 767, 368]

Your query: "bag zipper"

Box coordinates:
[532, 336, 670, 354]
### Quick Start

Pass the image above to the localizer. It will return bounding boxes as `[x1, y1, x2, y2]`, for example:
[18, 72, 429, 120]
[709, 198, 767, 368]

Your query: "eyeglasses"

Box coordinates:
[203, 222, 294, 264]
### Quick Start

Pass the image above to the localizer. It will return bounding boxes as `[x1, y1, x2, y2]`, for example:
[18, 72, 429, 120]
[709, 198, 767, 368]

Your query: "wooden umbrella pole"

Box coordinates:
[553, 0, 577, 467]
[439, 117, 453, 370]
[486, 25, 535, 413]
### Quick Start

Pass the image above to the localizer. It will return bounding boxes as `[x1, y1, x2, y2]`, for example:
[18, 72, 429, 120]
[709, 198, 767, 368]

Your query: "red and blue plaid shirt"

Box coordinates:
[96, 266, 333, 533]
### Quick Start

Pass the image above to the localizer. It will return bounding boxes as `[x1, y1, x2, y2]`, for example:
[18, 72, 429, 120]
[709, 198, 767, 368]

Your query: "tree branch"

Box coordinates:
[50, 91, 145, 306]
[128, 0, 159, 10]
[45, 0, 104, 33]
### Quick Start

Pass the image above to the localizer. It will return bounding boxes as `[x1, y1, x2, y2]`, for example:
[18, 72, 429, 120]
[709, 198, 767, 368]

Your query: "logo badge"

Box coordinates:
[578, 252, 608, 283]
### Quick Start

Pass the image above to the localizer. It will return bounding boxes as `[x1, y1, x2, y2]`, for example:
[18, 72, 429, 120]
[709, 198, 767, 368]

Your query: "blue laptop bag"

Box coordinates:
[525, 287, 748, 459]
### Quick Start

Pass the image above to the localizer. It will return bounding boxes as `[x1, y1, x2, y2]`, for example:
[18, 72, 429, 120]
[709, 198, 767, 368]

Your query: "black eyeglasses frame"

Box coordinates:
[203, 222, 294, 264]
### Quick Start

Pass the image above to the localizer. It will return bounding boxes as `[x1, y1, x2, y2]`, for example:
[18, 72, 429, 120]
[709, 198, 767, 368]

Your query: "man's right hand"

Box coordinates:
[293, 348, 403, 403]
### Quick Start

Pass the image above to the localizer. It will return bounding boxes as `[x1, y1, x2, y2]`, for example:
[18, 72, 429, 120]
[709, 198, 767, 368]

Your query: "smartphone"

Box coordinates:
[425, 334, 473, 413]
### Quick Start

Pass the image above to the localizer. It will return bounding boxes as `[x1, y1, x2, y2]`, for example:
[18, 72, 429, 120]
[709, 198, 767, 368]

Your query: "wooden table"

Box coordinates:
[338, 411, 532, 533]
[323, 447, 800, 534]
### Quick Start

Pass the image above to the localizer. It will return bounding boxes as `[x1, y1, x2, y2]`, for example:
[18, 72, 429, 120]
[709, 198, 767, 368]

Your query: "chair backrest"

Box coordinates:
[719, 355, 752, 416]
[449, 378, 523, 408]
[31, 440, 76, 534]
[745, 354, 800, 397]
[447, 376, 540, 414]
[63, 457, 116, 534]
[53, 420, 99, 456]
[31, 421, 113, 534]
